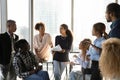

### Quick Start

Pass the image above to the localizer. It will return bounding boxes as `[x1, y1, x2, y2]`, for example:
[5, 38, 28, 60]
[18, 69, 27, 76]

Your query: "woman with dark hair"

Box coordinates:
[13, 39, 50, 80]
[33, 22, 53, 62]
[53, 24, 73, 80]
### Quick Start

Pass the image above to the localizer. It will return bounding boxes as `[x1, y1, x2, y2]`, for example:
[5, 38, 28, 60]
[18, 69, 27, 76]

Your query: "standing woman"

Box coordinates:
[53, 24, 73, 80]
[86, 22, 107, 80]
[33, 22, 53, 62]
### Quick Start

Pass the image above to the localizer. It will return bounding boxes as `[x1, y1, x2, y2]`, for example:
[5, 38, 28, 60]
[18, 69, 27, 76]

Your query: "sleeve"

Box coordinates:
[75, 56, 89, 68]
[75, 57, 83, 65]
[30, 51, 39, 66]
[48, 34, 53, 47]
[13, 56, 30, 78]
[82, 61, 89, 69]
[33, 35, 38, 49]
[86, 46, 92, 56]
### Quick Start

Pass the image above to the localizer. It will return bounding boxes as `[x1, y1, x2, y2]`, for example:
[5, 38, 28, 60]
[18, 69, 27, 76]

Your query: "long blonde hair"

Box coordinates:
[99, 38, 120, 78]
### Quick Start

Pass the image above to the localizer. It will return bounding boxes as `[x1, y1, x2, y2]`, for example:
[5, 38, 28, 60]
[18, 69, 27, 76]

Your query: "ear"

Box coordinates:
[109, 12, 114, 17]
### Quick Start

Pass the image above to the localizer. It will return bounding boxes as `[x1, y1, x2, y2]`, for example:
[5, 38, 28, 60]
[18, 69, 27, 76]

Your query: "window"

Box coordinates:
[34, 0, 71, 45]
[73, 0, 115, 51]
[33, 0, 71, 75]
[7, 0, 29, 41]
[7, 0, 115, 52]
[118, 0, 120, 3]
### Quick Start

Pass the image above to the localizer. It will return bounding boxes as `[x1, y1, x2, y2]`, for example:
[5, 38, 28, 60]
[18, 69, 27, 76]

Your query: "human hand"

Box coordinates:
[85, 55, 90, 61]
[36, 65, 42, 71]
[73, 55, 78, 58]
[70, 62, 75, 65]
[57, 49, 65, 53]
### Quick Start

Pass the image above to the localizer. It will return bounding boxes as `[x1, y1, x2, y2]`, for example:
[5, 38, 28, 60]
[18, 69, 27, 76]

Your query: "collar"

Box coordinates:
[7, 31, 15, 38]
[111, 18, 120, 29]
[7, 31, 11, 36]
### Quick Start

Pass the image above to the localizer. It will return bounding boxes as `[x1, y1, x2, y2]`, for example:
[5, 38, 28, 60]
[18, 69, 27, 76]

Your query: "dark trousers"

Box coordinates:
[82, 67, 91, 80]
[90, 61, 102, 80]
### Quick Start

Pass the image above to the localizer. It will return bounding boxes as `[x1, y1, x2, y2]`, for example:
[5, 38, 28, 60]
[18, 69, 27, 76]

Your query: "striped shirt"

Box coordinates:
[13, 51, 38, 78]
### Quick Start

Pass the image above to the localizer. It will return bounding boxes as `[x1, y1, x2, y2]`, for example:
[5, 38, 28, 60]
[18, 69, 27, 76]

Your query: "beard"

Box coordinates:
[106, 17, 112, 22]
[106, 19, 111, 22]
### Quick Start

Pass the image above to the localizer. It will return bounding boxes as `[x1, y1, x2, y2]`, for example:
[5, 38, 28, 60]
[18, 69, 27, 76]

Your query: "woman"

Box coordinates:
[33, 22, 53, 62]
[86, 22, 107, 80]
[99, 38, 120, 80]
[53, 24, 73, 80]
[69, 39, 91, 80]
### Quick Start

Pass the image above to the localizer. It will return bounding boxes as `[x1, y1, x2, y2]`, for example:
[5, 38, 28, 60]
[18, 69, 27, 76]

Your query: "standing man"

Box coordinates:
[0, 20, 19, 80]
[105, 3, 120, 38]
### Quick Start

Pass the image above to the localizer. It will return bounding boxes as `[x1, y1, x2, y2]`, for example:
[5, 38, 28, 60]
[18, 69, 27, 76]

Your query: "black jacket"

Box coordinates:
[0, 32, 19, 65]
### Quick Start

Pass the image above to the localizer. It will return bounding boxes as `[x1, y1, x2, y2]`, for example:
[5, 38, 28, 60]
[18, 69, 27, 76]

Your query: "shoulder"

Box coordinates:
[14, 34, 19, 41]
[0, 32, 8, 36]
[0, 32, 9, 40]
[34, 34, 39, 38]
[29, 51, 35, 55]
[14, 34, 19, 38]
[45, 33, 51, 37]
[55, 35, 61, 38]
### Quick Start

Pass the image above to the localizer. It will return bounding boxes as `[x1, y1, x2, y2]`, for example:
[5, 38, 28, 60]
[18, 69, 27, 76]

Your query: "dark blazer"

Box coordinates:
[0, 32, 19, 65]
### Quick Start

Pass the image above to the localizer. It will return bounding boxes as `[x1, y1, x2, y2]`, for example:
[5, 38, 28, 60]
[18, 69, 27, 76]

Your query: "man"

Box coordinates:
[105, 3, 120, 38]
[0, 20, 19, 80]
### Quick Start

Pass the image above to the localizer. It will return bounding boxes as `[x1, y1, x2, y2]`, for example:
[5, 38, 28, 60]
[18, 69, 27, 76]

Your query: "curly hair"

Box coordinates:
[99, 38, 120, 78]
[35, 22, 45, 30]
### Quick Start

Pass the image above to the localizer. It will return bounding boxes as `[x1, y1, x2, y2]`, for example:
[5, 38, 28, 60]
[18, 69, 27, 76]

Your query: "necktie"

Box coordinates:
[11, 34, 15, 54]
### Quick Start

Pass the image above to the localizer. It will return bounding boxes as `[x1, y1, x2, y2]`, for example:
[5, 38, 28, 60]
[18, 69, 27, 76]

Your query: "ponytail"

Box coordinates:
[103, 31, 109, 39]
[93, 22, 108, 39]
[66, 29, 73, 42]
[60, 24, 73, 42]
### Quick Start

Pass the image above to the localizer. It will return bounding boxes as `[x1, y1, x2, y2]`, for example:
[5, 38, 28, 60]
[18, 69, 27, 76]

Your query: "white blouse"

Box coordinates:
[74, 52, 91, 69]
[33, 33, 52, 50]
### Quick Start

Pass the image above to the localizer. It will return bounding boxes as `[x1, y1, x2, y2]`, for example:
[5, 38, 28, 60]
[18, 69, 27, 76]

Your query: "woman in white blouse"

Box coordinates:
[69, 39, 91, 80]
[33, 22, 53, 62]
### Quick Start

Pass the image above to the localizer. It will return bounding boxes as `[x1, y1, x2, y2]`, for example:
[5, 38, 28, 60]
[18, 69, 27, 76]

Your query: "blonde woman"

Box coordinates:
[99, 38, 120, 80]
[69, 39, 91, 80]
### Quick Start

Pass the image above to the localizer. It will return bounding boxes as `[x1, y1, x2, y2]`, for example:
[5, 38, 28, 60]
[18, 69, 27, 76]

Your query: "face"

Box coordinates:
[105, 11, 112, 22]
[60, 26, 66, 35]
[9, 23, 17, 32]
[39, 26, 45, 34]
[92, 28, 96, 36]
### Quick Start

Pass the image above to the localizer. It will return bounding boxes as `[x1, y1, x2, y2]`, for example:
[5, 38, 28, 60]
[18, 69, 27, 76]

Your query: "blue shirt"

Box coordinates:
[109, 19, 120, 38]
[87, 37, 105, 61]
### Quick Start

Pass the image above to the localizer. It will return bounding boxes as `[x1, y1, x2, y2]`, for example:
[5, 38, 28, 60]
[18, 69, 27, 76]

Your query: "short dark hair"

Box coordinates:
[35, 22, 45, 30]
[7, 20, 16, 27]
[106, 3, 120, 18]
[14, 39, 28, 51]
